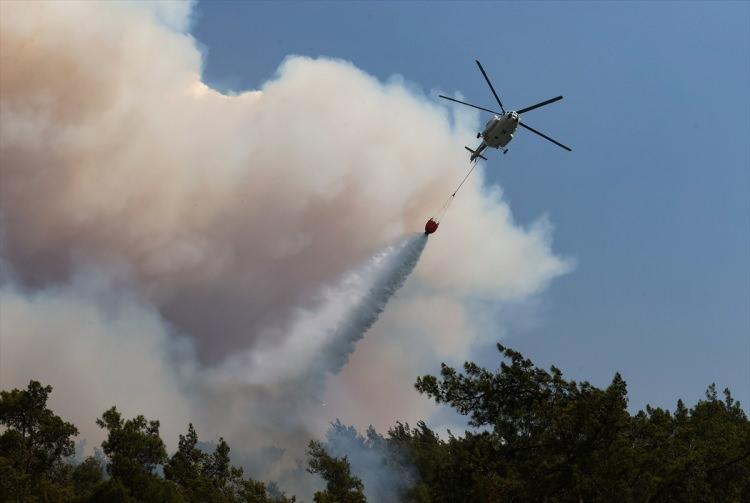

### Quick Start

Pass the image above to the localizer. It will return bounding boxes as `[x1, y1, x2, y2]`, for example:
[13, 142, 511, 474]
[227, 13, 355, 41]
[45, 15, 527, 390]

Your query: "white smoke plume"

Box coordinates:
[0, 0, 572, 497]
[321, 420, 415, 503]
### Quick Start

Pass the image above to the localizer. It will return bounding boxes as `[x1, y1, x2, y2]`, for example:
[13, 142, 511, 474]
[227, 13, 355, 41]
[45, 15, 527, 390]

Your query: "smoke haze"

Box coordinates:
[0, 0, 571, 496]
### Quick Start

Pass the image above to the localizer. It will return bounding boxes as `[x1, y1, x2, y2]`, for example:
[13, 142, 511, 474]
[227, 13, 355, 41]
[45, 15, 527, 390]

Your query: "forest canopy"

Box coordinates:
[1, 343, 748, 502]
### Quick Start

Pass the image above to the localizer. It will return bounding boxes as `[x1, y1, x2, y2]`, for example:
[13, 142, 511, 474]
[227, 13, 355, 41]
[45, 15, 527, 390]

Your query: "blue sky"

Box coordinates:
[191, 1, 749, 413]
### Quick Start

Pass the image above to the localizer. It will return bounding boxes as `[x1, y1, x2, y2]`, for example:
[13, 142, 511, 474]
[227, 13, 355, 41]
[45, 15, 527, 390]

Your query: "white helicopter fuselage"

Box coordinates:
[444, 59, 570, 162]
[481, 111, 519, 149]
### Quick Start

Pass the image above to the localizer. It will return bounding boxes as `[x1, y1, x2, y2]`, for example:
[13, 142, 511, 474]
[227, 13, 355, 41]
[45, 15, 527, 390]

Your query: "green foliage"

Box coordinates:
[408, 343, 750, 502]
[95, 406, 176, 501]
[71, 456, 105, 493]
[164, 423, 295, 502]
[307, 440, 366, 503]
[0, 380, 79, 502]
[0, 381, 293, 502]
[2, 343, 748, 502]
[163, 424, 210, 500]
[96, 407, 167, 481]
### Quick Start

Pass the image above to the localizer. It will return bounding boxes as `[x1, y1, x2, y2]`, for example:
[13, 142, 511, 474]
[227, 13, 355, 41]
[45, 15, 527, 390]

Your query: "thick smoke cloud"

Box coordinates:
[0, 0, 571, 495]
[0, 275, 195, 450]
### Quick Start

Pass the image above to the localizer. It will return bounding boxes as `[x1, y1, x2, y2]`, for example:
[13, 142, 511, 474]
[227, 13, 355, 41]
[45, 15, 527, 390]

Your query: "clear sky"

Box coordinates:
[191, 1, 749, 413]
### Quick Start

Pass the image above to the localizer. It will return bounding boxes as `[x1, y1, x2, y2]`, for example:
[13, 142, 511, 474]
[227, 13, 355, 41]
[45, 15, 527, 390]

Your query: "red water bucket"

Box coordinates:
[424, 218, 439, 234]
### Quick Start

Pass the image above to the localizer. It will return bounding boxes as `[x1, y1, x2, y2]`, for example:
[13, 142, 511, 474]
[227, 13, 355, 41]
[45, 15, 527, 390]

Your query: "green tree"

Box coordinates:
[96, 406, 182, 502]
[409, 343, 750, 502]
[414, 344, 634, 500]
[164, 424, 211, 500]
[2, 344, 747, 503]
[0, 380, 78, 501]
[307, 440, 366, 503]
[165, 423, 295, 503]
[71, 455, 105, 496]
[629, 385, 750, 502]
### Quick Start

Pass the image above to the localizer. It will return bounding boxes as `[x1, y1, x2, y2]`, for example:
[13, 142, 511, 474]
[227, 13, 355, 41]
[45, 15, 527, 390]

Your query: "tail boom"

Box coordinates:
[464, 145, 488, 161]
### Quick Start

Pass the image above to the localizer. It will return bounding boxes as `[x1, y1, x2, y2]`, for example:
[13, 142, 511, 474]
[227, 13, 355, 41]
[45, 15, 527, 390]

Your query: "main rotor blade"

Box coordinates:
[516, 96, 563, 114]
[438, 95, 502, 115]
[475, 60, 505, 113]
[519, 122, 572, 151]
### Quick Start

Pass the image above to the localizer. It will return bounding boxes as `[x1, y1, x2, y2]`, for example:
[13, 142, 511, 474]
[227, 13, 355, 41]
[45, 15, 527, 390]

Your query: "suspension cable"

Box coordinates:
[433, 161, 479, 222]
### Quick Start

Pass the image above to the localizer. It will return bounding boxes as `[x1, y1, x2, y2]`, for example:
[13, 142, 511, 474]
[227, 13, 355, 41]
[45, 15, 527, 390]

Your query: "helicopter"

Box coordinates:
[440, 60, 571, 162]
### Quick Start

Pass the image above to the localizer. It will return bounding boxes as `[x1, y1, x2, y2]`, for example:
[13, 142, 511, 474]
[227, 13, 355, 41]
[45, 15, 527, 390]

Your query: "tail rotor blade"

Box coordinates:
[519, 122, 572, 151]
[475, 60, 505, 114]
[439, 95, 502, 115]
[516, 96, 563, 114]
